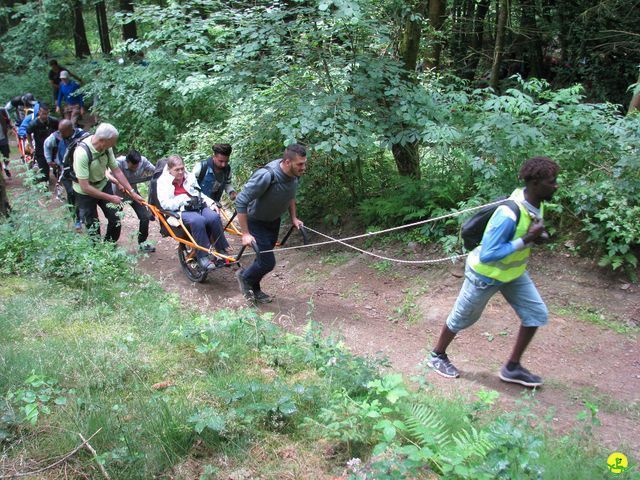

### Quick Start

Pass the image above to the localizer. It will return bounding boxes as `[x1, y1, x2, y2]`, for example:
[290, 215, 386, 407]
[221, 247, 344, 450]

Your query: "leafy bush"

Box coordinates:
[0, 176, 140, 292]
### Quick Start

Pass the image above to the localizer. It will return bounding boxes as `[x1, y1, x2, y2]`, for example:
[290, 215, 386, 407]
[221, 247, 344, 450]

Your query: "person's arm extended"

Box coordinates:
[43, 134, 56, 164]
[111, 167, 144, 203]
[288, 198, 303, 229]
[78, 178, 122, 203]
[237, 212, 255, 247]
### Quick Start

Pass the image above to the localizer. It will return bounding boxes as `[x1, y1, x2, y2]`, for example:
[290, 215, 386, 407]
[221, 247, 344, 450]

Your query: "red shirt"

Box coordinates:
[172, 178, 190, 197]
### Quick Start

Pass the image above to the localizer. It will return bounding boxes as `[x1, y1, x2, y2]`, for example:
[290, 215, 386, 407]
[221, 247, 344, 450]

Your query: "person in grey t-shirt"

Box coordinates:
[109, 150, 156, 252]
[235, 144, 307, 303]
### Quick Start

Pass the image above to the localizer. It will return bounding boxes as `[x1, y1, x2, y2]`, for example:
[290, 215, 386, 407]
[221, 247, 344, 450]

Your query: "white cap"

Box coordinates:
[59, 70, 69, 79]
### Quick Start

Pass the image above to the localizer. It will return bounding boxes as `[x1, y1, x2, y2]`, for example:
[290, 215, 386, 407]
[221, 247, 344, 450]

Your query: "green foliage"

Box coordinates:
[0, 175, 141, 292]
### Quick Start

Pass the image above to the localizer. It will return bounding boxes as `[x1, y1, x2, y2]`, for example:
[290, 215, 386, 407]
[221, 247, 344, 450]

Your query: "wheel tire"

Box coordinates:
[178, 243, 208, 283]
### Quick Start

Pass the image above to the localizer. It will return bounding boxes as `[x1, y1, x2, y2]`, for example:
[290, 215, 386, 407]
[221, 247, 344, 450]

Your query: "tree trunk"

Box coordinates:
[520, 0, 543, 78]
[96, 1, 112, 55]
[0, 174, 10, 217]
[424, 0, 447, 70]
[490, 0, 508, 91]
[119, 0, 138, 41]
[466, 0, 490, 80]
[628, 72, 640, 114]
[392, 1, 428, 179]
[73, 1, 91, 58]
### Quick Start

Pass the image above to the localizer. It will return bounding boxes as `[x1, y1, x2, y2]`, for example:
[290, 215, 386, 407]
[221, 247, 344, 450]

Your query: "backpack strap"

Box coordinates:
[197, 158, 210, 185]
[261, 165, 276, 185]
[505, 199, 521, 225]
[78, 142, 93, 168]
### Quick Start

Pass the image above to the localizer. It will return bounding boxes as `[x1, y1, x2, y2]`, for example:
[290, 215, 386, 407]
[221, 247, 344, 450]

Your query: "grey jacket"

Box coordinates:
[235, 159, 299, 222]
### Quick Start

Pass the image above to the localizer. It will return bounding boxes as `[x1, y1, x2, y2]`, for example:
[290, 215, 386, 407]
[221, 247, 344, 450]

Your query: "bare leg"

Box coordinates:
[508, 326, 537, 364]
[433, 324, 457, 354]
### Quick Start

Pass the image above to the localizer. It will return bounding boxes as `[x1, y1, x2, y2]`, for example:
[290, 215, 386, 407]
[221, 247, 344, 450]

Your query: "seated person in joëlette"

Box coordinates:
[156, 154, 230, 270]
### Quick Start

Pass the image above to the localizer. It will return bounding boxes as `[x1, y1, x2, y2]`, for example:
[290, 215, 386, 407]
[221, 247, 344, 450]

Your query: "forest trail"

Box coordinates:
[122, 209, 640, 455]
[3, 163, 638, 456]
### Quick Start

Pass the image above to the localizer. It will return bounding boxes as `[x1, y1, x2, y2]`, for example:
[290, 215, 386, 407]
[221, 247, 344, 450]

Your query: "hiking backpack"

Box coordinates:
[61, 132, 93, 181]
[460, 198, 521, 251]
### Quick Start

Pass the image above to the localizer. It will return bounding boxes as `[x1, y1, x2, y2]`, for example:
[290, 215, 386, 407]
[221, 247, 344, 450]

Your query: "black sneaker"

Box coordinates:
[253, 290, 273, 304]
[4, 168, 11, 178]
[499, 364, 543, 387]
[236, 270, 254, 299]
[427, 352, 460, 378]
[139, 243, 156, 253]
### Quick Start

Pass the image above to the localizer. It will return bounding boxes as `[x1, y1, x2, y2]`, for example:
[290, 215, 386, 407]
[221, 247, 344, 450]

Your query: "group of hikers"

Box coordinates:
[1, 69, 562, 389]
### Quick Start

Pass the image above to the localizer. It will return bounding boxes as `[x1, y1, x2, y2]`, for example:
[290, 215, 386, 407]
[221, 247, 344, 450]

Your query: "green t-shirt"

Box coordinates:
[72, 136, 118, 194]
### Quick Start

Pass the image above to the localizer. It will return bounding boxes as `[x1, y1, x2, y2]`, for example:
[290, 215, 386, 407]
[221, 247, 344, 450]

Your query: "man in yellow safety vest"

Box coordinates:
[427, 156, 560, 387]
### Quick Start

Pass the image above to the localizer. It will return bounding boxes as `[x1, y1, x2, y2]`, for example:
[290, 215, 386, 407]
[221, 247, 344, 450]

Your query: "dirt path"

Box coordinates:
[120, 210, 640, 455]
[4, 154, 639, 456]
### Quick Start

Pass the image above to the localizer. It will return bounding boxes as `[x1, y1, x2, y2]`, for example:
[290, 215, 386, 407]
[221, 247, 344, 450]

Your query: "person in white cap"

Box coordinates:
[56, 70, 84, 126]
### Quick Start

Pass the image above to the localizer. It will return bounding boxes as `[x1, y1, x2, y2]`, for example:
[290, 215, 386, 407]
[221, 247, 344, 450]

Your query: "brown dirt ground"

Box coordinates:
[3, 148, 639, 461]
[123, 208, 640, 456]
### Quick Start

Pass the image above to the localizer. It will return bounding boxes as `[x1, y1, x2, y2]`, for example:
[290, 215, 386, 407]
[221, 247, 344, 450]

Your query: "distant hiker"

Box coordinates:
[235, 144, 307, 303]
[49, 60, 82, 103]
[0, 107, 11, 178]
[56, 70, 84, 126]
[26, 104, 59, 183]
[44, 119, 86, 229]
[73, 123, 143, 242]
[108, 149, 156, 252]
[192, 143, 237, 203]
[4, 93, 36, 124]
[157, 155, 230, 270]
[426, 156, 560, 388]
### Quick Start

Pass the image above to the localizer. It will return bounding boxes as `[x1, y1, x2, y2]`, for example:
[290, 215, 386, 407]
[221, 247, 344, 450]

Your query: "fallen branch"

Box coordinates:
[79, 433, 111, 480]
[0, 428, 102, 479]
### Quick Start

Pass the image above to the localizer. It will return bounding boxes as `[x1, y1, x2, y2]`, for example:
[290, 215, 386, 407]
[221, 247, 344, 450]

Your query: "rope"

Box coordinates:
[241, 198, 507, 263]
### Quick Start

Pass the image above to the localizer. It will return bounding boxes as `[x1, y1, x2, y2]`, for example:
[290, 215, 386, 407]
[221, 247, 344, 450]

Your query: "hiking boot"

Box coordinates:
[4, 168, 11, 178]
[236, 270, 254, 299]
[427, 352, 460, 378]
[499, 364, 543, 388]
[198, 256, 215, 271]
[253, 290, 273, 304]
[139, 243, 156, 253]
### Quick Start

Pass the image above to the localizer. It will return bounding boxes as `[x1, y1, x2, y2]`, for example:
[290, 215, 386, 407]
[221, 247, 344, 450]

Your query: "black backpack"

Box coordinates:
[61, 132, 93, 181]
[460, 197, 521, 251]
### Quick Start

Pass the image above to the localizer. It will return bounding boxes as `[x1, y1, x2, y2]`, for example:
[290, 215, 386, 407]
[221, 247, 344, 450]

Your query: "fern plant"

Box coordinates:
[398, 402, 494, 479]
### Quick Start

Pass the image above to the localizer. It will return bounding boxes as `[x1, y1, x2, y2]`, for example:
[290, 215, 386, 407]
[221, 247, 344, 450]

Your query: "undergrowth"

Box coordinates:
[1, 179, 638, 479]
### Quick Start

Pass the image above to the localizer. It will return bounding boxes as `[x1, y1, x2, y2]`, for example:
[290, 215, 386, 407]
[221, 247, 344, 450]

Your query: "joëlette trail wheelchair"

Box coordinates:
[143, 159, 308, 283]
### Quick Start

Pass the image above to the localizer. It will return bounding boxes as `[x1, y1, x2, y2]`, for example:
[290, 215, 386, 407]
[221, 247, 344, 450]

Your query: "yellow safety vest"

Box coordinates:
[468, 188, 543, 283]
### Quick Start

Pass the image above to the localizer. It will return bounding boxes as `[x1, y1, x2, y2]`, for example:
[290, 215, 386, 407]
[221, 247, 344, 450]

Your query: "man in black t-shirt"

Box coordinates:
[26, 104, 59, 183]
[48, 59, 82, 102]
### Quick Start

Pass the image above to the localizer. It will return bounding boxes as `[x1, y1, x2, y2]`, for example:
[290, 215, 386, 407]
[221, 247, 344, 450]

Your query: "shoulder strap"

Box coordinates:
[261, 165, 276, 185]
[197, 159, 209, 184]
[78, 142, 93, 166]
[505, 199, 521, 224]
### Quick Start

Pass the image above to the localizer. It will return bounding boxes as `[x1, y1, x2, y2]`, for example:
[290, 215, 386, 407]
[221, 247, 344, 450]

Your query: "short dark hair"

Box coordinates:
[283, 143, 306, 160]
[49, 59, 59, 66]
[212, 143, 232, 156]
[126, 149, 142, 164]
[519, 156, 560, 183]
[39, 103, 50, 111]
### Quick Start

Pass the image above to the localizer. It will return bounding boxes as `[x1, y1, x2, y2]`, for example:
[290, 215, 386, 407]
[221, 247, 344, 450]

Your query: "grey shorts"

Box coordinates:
[446, 267, 548, 333]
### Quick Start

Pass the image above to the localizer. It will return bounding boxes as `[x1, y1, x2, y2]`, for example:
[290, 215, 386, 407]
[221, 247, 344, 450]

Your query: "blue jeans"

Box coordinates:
[181, 207, 229, 258]
[446, 266, 548, 333]
[240, 217, 280, 291]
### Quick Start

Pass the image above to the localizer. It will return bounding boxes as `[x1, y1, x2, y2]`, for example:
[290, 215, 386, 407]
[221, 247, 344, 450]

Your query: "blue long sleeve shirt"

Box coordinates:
[57, 81, 84, 108]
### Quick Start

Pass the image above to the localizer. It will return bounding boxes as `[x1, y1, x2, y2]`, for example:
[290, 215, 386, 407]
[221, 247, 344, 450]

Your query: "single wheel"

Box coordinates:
[178, 243, 208, 283]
